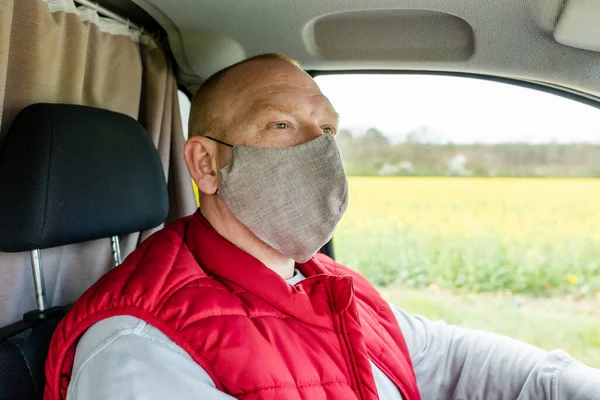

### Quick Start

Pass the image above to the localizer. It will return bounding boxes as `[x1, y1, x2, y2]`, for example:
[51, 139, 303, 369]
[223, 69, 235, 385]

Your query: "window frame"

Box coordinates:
[309, 69, 600, 260]
[309, 70, 600, 111]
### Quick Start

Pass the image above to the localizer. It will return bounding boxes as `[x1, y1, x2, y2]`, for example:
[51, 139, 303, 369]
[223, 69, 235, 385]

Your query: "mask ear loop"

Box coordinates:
[203, 136, 233, 195]
[205, 136, 234, 148]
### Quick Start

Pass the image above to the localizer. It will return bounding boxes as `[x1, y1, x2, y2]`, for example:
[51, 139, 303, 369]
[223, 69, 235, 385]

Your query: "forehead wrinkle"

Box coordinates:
[244, 99, 339, 126]
[255, 103, 299, 114]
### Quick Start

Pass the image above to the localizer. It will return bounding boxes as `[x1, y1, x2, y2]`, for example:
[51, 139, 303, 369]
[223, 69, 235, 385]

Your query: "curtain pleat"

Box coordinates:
[0, 0, 196, 326]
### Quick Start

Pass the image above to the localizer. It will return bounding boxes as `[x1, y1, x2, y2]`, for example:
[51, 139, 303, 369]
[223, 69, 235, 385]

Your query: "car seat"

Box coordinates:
[0, 103, 169, 399]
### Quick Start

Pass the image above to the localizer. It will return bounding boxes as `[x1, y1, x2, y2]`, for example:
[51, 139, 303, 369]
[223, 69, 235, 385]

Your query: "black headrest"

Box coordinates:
[0, 103, 169, 252]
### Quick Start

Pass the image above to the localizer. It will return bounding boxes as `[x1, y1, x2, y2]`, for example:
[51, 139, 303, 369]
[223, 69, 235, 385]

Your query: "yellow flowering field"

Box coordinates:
[335, 177, 600, 296]
[335, 177, 600, 367]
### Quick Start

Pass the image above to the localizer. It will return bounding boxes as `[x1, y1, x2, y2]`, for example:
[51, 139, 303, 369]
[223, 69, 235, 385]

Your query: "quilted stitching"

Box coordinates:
[45, 214, 421, 400]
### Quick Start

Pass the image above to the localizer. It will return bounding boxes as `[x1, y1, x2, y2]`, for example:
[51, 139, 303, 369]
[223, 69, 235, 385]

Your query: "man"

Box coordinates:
[44, 54, 600, 400]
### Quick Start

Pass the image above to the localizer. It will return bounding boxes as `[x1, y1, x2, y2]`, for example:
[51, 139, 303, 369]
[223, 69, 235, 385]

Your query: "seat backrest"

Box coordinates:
[0, 103, 169, 399]
[0, 316, 65, 399]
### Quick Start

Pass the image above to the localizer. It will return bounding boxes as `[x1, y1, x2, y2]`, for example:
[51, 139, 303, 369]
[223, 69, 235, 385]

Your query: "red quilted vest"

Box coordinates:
[44, 211, 420, 400]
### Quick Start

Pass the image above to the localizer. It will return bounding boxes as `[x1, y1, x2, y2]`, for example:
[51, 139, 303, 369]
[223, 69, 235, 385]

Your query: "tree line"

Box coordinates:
[336, 128, 600, 178]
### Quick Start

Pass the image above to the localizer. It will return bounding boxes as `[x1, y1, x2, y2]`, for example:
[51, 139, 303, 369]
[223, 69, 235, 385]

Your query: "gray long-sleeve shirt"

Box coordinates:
[66, 271, 600, 400]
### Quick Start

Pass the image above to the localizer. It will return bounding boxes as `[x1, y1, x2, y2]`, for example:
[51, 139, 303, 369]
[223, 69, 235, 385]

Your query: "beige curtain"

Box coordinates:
[0, 0, 196, 326]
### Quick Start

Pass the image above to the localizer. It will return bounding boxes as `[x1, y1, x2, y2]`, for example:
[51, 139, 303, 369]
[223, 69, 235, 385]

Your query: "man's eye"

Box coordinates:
[322, 127, 334, 135]
[274, 123, 288, 129]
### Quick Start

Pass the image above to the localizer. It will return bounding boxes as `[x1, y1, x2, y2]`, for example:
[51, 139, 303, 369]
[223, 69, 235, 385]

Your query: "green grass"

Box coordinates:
[334, 177, 600, 369]
[381, 286, 600, 368]
[335, 177, 600, 296]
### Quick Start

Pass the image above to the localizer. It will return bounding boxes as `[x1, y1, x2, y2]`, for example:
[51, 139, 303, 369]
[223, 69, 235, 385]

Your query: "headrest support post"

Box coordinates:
[30, 249, 48, 312]
[111, 236, 122, 267]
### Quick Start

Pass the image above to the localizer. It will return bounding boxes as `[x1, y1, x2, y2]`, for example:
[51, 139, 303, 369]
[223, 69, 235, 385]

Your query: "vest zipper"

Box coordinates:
[337, 311, 368, 400]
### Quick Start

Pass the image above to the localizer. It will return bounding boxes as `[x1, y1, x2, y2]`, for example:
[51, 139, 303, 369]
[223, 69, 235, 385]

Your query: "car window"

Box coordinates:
[316, 74, 600, 368]
[178, 89, 200, 204]
[178, 90, 192, 140]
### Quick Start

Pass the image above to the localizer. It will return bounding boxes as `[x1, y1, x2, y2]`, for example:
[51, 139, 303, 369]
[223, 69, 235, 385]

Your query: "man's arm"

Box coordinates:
[67, 316, 234, 400]
[391, 304, 600, 400]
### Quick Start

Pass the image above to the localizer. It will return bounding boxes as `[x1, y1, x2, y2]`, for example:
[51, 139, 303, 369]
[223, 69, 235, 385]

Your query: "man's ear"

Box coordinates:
[184, 136, 220, 195]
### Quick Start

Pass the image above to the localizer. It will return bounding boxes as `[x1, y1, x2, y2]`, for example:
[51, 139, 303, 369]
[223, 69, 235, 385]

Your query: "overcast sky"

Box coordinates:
[315, 74, 600, 144]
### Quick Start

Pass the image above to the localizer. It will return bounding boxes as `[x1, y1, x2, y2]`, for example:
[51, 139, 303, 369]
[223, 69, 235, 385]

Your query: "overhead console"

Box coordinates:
[304, 10, 475, 62]
[554, 0, 600, 52]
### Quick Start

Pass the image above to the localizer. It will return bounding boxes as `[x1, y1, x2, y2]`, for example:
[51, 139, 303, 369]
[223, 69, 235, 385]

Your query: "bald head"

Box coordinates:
[189, 54, 306, 142]
[183, 53, 341, 273]
[185, 52, 339, 192]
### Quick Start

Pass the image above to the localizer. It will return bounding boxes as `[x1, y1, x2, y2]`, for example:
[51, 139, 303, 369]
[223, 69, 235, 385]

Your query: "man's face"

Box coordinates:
[184, 58, 348, 262]
[217, 59, 339, 149]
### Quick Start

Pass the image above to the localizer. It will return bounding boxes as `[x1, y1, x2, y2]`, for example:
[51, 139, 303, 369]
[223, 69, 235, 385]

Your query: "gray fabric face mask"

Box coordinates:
[206, 134, 348, 263]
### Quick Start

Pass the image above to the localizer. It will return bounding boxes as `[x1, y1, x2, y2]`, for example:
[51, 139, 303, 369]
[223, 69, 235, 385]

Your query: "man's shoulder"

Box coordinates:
[73, 316, 147, 366]
[137, 214, 194, 251]
[61, 214, 217, 331]
[68, 316, 222, 400]
[74, 316, 189, 365]
[116, 214, 203, 277]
